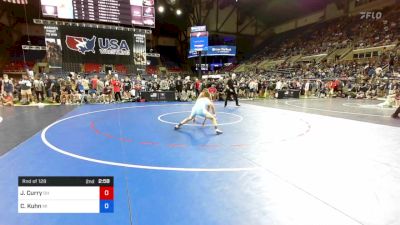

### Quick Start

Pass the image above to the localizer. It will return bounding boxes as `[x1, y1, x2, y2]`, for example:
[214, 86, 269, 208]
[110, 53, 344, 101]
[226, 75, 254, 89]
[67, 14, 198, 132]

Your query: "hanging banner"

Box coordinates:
[59, 25, 134, 64]
[44, 25, 63, 68]
[133, 33, 146, 66]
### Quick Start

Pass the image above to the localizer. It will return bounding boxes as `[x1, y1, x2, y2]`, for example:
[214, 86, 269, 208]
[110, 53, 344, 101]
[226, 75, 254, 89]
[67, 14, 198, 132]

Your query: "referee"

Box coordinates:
[392, 105, 400, 119]
[224, 73, 240, 107]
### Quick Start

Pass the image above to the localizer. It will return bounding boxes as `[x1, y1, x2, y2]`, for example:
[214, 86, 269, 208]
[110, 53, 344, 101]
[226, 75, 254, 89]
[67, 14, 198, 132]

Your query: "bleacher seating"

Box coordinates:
[146, 65, 158, 74]
[235, 4, 400, 73]
[3, 61, 34, 73]
[115, 64, 128, 74]
[83, 64, 102, 73]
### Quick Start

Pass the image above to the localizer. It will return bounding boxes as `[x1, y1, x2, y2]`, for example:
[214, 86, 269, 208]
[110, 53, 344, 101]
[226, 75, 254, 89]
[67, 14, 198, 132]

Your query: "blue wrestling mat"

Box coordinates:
[1, 102, 372, 225]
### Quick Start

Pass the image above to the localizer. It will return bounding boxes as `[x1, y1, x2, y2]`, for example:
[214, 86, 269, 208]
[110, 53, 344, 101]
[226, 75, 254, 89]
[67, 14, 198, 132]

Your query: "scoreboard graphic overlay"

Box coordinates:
[18, 177, 114, 213]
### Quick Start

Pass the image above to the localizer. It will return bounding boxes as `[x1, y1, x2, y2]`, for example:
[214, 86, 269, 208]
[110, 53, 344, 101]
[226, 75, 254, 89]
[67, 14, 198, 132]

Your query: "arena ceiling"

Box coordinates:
[1, 0, 344, 33]
[236, 0, 343, 26]
[176, 0, 344, 28]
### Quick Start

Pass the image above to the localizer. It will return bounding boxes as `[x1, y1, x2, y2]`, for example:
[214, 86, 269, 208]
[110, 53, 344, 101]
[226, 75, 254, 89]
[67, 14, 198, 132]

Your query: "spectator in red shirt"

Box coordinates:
[334, 79, 341, 92]
[195, 79, 202, 97]
[1, 93, 14, 106]
[327, 80, 335, 97]
[111, 76, 122, 102]
[90, 75, 98, 97]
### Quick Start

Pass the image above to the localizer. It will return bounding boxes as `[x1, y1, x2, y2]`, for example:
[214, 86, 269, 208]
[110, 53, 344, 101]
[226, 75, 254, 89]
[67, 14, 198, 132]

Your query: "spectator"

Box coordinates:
[82, 76, 90, 95]
[249, 79, 258, 99]
[304, 80, 311, 98]
[19, 74, 32, 105]
[1, 93, 14, 106]
[1, 74, 14, 97]
[102, 82, 113, 104]
[195, 78, 201, 97]
[175, 76, 183, 101]
[111, 76, 122, 102]
[123, 76, 132, 100]
[33, 76, 45, 103]
[90, 75, 99, 96]
[96, 78, 104, 97]
[45, 75, 53, 99]
[51, 78, 61, 103]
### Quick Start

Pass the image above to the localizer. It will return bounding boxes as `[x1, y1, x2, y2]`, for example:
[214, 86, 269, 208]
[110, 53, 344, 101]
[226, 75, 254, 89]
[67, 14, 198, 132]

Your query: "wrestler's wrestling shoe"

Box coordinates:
[174, 124, 181, 130]
[215, 129, 223, 135]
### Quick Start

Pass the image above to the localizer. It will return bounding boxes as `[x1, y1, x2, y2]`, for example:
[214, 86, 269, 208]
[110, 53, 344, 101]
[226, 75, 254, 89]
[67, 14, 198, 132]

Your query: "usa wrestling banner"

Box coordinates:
[59, 25, 134, 64]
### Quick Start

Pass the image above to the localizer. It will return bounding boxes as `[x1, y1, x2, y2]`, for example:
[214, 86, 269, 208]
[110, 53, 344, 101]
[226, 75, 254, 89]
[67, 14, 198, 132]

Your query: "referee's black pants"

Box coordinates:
[393, 105, 400, 118]
[224, 90, 239, 106]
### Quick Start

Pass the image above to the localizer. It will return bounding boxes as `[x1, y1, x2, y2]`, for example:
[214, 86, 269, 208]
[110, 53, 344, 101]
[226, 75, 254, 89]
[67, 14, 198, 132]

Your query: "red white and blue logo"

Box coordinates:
[65, 35, 96, 55]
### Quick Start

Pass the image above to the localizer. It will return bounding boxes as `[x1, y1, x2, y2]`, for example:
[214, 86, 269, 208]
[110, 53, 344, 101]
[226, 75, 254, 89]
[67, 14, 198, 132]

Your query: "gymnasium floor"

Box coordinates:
[1, 99, 400, 225]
